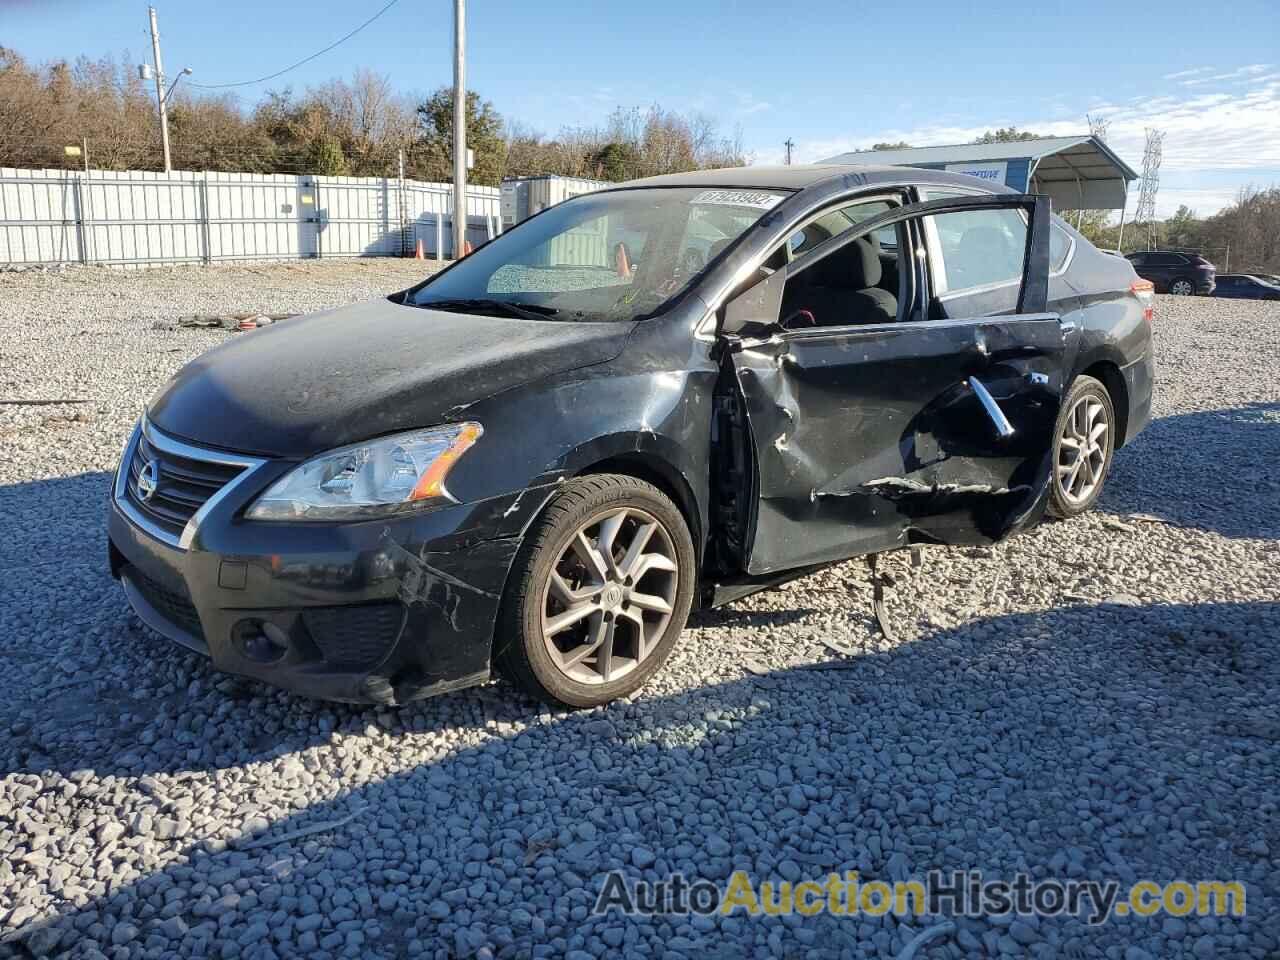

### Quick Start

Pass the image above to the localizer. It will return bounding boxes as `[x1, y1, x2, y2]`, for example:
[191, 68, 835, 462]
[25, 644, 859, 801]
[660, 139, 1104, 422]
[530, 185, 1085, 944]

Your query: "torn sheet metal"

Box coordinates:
[730, 315, 1066, 574]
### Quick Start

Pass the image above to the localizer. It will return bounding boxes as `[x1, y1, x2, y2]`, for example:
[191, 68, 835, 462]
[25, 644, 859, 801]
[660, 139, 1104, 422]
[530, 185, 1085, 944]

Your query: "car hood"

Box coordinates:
[147, 298, 634, 458]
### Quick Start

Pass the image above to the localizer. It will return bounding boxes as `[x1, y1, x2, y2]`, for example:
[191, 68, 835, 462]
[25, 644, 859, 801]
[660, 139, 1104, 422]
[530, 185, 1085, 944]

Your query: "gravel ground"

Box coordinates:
[1, 262, 1277, 959]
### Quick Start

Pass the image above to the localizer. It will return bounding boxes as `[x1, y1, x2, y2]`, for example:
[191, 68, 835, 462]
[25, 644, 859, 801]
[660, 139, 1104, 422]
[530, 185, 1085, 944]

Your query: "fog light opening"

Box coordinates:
[232, 619, 290, 664]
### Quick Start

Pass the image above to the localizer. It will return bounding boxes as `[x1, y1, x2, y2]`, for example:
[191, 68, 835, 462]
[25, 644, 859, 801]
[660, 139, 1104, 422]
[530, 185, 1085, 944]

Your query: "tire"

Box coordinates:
[1048, 375, 1116, 519]
[1169, 278, 1195, 296]
[493, 473, 696, 708]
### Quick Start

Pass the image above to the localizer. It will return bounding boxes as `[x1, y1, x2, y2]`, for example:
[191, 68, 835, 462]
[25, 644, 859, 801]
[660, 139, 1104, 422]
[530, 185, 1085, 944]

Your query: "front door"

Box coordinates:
[722, 194, 1071, 575]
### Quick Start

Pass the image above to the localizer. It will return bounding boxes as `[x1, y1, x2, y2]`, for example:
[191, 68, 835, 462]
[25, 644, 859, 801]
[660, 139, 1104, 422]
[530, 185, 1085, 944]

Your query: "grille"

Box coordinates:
[125, 430, 246, 539]
[302, 604, 405, 669]
[127, 565, 205, 640]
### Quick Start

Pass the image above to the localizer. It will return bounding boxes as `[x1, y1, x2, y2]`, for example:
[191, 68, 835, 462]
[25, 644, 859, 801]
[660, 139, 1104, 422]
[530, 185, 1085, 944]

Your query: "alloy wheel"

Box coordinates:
[1170, 279, 1194, 296]
[1056, 395, 1110, 505]
[540, 507, 679, 685]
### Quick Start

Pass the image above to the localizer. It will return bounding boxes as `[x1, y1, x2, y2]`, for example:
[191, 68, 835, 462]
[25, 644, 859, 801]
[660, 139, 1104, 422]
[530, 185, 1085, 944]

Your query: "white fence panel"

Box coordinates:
[204, 172, 310, 263]
[0, 167, 502, 268]
[0, 169, 81, 265]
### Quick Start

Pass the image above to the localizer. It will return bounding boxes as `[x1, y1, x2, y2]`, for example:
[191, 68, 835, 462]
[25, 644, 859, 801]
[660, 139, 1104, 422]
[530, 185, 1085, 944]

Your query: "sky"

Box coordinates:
[4, 0, 1278, 217]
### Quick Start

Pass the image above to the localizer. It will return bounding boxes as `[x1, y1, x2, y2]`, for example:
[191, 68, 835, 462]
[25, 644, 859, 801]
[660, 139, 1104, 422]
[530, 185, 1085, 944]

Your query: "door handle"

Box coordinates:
[968, 377, 1016, 438]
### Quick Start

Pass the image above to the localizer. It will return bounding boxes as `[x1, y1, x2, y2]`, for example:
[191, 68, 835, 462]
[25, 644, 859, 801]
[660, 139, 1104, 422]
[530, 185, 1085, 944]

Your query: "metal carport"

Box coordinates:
[820, 135, 1139, 212]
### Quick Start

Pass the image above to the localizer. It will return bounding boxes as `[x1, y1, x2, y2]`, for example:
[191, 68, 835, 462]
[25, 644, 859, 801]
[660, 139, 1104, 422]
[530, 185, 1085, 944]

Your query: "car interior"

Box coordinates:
[779, 232, 902, 328]
[774, 197, 911, 328]
[765, 195, 1037, 329]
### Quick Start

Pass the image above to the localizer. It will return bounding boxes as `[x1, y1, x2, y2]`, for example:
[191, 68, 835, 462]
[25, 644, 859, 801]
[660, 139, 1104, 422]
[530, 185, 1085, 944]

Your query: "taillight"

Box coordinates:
[1131, 278, 1155, 323]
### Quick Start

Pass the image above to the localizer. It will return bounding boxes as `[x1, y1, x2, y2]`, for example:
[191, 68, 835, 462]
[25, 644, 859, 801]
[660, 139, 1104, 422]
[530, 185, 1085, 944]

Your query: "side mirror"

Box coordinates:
[721, 267, 785, 335]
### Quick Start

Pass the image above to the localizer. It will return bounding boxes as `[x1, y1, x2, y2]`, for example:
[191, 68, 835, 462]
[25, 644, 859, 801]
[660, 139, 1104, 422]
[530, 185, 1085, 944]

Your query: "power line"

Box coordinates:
[187, 0, 402, 90]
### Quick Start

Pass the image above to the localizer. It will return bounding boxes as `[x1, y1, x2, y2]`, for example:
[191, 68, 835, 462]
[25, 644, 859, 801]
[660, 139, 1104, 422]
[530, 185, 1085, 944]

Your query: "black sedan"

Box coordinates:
[1212, 274, 1280, 300]
[108, 165, 1154, 708]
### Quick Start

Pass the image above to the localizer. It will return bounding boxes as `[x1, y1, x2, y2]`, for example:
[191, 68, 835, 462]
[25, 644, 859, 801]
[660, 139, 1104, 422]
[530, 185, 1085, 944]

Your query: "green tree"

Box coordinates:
[412, 88, 505, 186]
[589, 141, 641, 181]
[308, 135, 349, 175]
[1164, 204, 1201, 250]
[972, 127, 1040, 144]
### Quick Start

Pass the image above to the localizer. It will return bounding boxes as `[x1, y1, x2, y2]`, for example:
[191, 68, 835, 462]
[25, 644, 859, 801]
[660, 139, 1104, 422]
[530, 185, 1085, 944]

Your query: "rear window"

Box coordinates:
[1049, 223, 1073, 272]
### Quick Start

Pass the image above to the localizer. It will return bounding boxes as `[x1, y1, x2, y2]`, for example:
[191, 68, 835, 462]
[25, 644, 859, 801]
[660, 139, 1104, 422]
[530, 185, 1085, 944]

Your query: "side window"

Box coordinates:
[1128, 253, 1147, 266]
[929, 207, 1027, 293]
[785, 199, 894, 258]
[1049, 223, 1073, 272]
[779, 220, 908, 329]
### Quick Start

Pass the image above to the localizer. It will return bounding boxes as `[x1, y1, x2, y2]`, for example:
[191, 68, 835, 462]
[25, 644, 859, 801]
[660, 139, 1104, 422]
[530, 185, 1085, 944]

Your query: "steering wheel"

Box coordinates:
[681, 249, 706, 276]
[781, 309, 817, 330]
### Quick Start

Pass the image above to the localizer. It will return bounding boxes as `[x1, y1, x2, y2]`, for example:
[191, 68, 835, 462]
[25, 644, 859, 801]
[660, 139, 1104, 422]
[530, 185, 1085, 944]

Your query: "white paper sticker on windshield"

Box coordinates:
[692, 190, 783, 210]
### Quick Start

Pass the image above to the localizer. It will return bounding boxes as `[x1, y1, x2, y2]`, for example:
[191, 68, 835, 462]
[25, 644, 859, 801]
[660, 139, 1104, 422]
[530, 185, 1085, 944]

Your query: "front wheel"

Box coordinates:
[1048, 375, 1116, 518]
[1169, 278, 1195, 296]
[494, 474, 696, 708]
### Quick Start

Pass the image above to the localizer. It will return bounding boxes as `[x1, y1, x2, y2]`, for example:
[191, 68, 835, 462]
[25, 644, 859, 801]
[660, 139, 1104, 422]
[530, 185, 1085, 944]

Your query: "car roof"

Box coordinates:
[614, 163, 1014, 195]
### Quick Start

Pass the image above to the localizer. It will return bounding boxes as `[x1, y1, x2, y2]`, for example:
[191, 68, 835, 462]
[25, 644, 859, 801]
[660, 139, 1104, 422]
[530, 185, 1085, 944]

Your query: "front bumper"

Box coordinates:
[1196, 279, 1216, 295]
[108, 425, 549, 704]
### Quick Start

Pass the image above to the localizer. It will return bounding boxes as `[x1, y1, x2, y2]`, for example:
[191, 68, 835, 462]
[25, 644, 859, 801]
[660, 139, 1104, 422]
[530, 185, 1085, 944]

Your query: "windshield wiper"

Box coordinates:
[417, 297, 560, 322]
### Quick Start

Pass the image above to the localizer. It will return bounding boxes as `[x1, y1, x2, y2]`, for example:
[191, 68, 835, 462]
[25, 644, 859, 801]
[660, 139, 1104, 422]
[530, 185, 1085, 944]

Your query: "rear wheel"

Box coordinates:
[494, 474, 696, 708]
[1169, 278, 1195, 296]
[1048, 375, 1116, 518]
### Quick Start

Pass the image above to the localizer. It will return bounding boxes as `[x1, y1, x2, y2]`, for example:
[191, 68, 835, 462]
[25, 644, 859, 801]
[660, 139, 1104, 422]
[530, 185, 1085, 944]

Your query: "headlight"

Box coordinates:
[246, 423, 482, 521]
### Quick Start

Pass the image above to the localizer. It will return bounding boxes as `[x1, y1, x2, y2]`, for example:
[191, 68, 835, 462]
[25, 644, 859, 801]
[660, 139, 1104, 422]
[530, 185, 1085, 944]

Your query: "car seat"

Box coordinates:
[783, 237, 898, 326]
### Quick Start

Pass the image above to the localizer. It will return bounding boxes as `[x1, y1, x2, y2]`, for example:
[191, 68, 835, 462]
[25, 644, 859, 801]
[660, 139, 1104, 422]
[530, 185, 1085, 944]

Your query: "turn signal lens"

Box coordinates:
[1131, 279, 1155, 324]
[410, 422, 484, 502]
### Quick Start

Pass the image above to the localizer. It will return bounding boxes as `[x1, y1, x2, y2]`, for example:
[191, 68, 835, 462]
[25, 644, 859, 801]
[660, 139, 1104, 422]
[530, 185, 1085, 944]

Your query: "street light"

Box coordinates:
[164, 67, 193, 104]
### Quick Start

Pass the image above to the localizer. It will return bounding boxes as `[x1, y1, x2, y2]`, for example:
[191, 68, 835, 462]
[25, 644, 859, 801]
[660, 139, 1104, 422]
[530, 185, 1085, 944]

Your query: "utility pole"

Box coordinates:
[784, 138, 794, 165]
[148, 6, 172, 173]
[451, 0, 467, 259]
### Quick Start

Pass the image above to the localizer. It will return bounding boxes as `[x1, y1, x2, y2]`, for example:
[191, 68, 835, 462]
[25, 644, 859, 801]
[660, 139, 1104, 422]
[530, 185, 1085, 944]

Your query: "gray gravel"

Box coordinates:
[1, 264, 1278, 959]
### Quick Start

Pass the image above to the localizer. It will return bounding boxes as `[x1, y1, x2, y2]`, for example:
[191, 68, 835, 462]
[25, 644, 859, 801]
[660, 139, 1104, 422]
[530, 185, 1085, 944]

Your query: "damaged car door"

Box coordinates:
[722, 194, 1069, 575]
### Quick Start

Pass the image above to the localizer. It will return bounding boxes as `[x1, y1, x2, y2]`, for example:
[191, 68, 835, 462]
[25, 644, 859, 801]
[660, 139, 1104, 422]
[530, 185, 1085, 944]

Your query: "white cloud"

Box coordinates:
[1153, 187, 1245, 218]
[1182, 64, 1272, 85]
[733, 93, 772, 117]
[1163, 67, 1214, 80]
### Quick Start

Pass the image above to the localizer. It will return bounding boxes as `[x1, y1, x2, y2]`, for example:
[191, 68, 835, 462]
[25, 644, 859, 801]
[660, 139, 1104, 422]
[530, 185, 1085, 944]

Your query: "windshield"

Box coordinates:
[406, 187, 788, 322]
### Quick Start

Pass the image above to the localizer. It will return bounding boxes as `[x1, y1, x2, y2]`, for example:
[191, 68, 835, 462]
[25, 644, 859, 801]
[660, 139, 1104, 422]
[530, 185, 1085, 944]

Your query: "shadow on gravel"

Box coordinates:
[1103, 403, 1280, 540]
[6, 599, 1277, 958]
[689, 606, 822, 629]
[0, 471, 114, 570]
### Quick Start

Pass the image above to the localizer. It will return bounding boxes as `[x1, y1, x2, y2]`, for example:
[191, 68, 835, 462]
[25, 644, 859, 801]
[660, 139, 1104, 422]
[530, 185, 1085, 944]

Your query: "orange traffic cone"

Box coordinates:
[414, 238, 424, 260]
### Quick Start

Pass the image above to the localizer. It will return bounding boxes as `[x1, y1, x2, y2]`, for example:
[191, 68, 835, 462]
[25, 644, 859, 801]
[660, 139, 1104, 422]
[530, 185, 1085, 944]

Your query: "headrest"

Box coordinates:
[809, 236, 882, 289]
